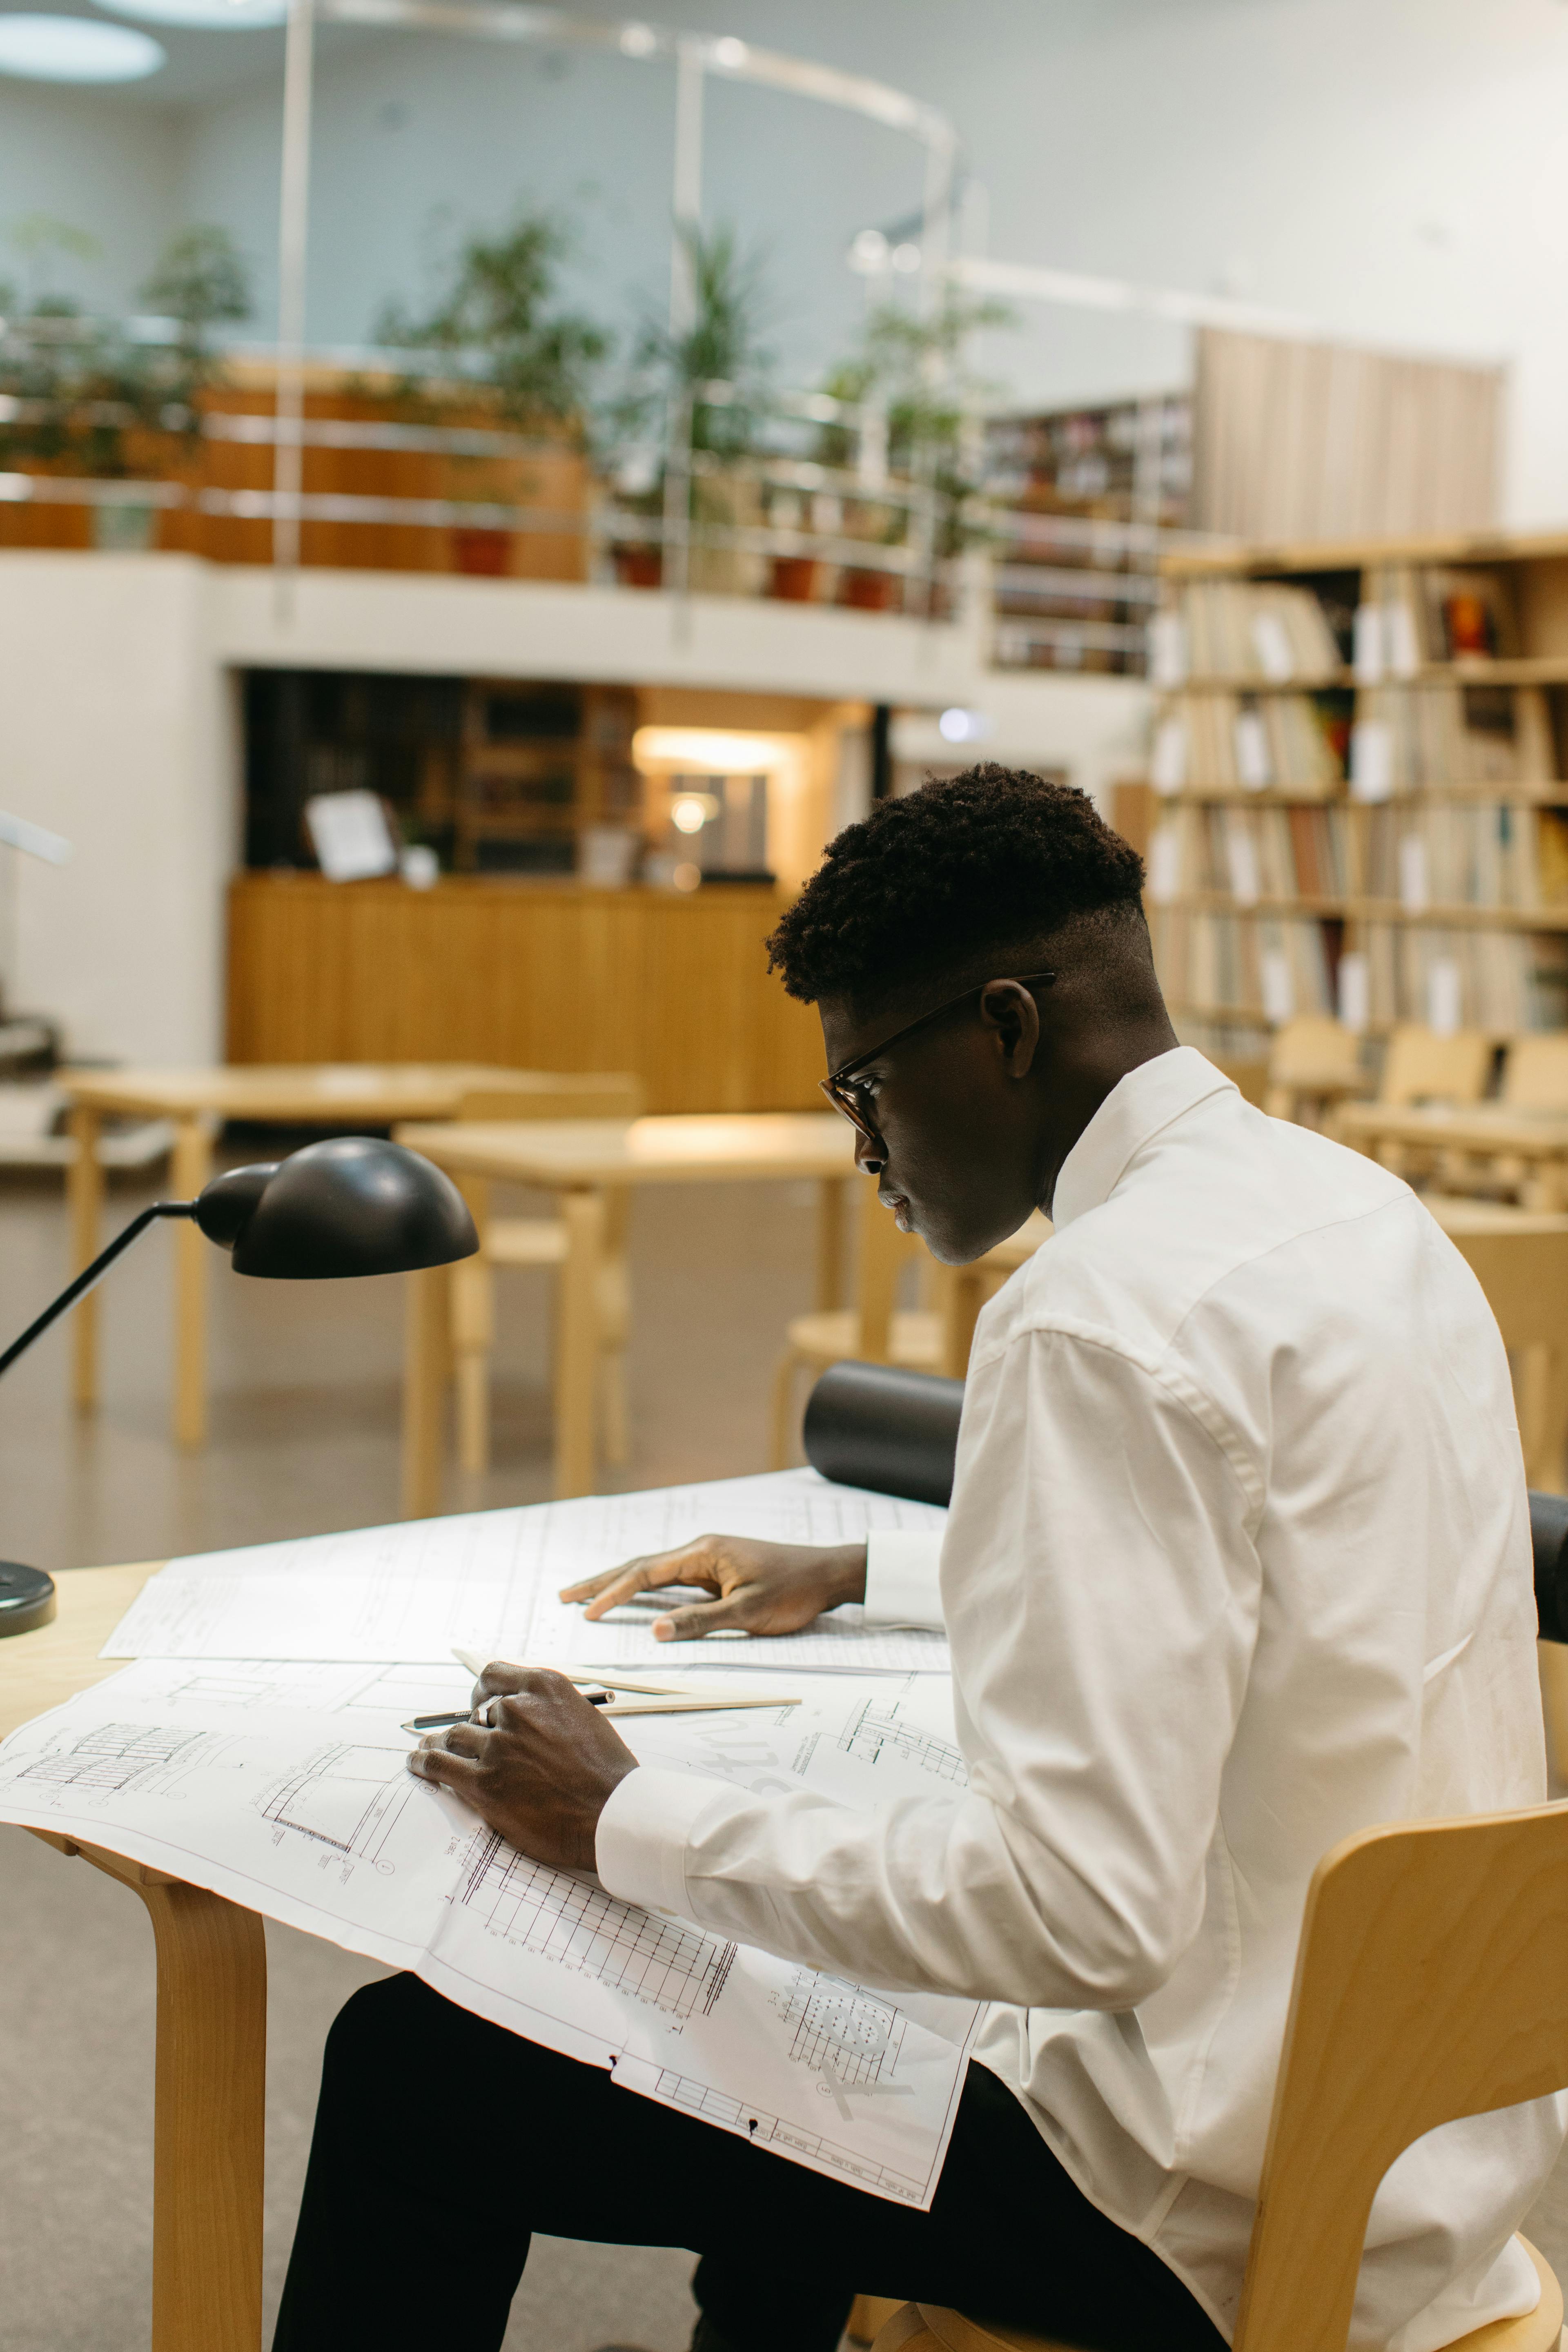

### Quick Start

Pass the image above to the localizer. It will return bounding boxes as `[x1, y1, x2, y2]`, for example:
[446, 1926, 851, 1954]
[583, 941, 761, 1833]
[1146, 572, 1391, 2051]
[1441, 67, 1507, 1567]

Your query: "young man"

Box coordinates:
[275, 770, 1562, 2352]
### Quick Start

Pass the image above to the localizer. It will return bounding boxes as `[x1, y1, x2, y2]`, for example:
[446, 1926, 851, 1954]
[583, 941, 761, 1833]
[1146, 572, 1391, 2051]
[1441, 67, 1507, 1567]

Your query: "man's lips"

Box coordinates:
[879, 1188, 912, 1232]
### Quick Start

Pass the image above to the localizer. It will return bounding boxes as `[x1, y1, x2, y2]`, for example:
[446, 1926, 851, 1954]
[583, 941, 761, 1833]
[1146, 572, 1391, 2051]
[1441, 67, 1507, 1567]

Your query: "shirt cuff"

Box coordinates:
[595, 1765, 743, 1919]
[862, 1530, 945, 1628]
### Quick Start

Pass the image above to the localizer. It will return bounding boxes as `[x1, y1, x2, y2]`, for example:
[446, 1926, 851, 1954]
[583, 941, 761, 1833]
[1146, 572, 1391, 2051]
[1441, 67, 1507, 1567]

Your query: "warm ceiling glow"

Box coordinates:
[633, 726, 797, 774]
[0, 13, 164, 77]
[671, 796, 710, 835]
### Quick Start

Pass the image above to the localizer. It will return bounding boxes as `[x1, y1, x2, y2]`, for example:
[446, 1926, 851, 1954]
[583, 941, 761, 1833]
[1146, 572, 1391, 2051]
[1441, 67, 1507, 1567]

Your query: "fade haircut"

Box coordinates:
[765, 765, 1147, 1011]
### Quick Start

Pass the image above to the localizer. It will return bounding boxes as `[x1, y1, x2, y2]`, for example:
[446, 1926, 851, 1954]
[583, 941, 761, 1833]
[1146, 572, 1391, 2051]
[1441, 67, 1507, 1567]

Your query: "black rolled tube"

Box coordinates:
[802, 1360, 964, 1508]
[1531, 1491, 1568, 1645]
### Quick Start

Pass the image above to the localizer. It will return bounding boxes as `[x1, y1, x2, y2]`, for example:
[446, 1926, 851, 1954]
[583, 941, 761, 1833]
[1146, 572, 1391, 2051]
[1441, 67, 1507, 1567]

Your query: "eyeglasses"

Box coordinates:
[820, 971, 1058, 1145]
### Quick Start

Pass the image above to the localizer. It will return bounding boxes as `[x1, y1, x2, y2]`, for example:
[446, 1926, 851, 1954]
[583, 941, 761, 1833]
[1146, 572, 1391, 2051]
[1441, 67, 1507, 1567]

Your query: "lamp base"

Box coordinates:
[0, 1561, 55, 1636]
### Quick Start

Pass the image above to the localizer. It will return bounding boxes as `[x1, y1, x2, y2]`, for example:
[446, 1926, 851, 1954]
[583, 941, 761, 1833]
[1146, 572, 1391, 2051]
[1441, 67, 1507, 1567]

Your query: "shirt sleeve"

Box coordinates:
[861, 1529, 944, 1627]
[596, 1325, 1261, 2011]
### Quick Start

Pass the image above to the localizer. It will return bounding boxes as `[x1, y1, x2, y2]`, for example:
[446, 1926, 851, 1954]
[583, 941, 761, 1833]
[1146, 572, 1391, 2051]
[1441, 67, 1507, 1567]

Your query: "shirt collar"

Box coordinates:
[1050, 1047, 1237, 1231]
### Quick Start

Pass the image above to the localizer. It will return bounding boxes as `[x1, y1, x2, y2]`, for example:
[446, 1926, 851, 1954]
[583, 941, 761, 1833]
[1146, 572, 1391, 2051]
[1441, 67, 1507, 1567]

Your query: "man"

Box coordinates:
[274, 769, 1562, 2352]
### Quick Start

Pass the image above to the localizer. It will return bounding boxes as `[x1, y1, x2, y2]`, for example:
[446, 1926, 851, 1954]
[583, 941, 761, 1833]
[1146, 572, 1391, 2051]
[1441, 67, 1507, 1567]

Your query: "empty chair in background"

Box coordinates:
[1262, 1015, 1367, 1130]
[444, 1077, 643, 1475]
[1362, 1021, 1493, 1182]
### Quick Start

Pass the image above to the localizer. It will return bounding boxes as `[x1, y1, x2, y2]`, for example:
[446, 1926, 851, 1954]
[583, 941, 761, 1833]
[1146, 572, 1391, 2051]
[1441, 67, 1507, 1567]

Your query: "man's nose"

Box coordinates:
[854, 1128, 886, 1176]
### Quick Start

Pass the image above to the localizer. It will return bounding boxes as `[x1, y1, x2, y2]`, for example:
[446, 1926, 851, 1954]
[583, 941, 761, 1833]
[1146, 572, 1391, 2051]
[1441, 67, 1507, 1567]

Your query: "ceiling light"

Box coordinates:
[891, 242, 923, 275]
[671, 796, 710, 835]
[0, 13, 164, 78]
[618, 19, 657, 56]
[710, 35, 746, 67]
[100, 0, 286, 23]
[848, 229, 889, 275]
[633, 726, 796, 774]
[938, 707, 991, 744]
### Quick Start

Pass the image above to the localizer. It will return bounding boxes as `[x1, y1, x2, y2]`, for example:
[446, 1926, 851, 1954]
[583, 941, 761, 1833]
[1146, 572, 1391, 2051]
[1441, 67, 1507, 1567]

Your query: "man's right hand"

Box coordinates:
[559, 1536, 868, 1643]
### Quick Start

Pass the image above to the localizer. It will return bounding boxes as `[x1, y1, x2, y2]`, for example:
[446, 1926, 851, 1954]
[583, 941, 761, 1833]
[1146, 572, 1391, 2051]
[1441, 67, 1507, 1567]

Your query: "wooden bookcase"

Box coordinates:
[420, 680, 640, 873]
[1148, 529, 1568, 1051]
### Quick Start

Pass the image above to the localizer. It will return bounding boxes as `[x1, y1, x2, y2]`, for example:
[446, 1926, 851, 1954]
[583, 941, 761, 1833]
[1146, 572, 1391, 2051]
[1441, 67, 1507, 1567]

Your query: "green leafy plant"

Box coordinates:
[610, 222, 774, 465]
[376, 214, 609, 433]
[141, 224, 252, 352]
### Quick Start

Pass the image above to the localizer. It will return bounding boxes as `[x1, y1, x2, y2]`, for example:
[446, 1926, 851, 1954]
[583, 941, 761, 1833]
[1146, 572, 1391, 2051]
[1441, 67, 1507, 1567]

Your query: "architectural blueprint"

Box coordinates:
[102, 1469, 951, 1673]
[0, 1659, 978, 2206]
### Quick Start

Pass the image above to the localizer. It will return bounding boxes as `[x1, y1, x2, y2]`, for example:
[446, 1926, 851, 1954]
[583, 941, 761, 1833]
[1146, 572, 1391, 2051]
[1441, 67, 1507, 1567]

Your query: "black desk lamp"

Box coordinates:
[0, 1136, 478, 1635]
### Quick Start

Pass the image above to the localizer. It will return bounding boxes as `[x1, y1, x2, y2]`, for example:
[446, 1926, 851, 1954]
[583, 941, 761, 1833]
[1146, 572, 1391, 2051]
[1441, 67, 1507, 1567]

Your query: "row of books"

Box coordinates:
[1145, 802, 1568, 911]
[1150, 684, 1556, 797]
[1148, 908, 1334, 1021]
[1356, 562, 1520, 677]
[1151, 693, 1343, 795]
[1150, 907, 1568, 1031]
[1150, 580, 1343, 686]
[1349, 685, 1553, 794]
[1353, 925, 1568, 1034]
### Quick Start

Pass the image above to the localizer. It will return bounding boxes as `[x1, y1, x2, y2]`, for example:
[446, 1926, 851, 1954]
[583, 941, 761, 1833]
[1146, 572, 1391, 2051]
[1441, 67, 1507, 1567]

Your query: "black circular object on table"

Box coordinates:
[0, 1561, 56, 1636]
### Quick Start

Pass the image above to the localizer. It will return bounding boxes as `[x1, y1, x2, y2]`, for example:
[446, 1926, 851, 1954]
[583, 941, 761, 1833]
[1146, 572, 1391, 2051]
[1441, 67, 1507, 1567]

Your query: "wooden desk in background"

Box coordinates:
[58, 1064, 628, 1450]
[2, 1562, 267, 2352]
[1335, 1100, 1568, 1208]
[396, 1113, 860, 1508]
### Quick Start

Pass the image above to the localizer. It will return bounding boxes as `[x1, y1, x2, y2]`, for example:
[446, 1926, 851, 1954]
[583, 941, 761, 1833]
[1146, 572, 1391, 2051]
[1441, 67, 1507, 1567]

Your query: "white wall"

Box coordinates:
[0, 556, 236, 1063]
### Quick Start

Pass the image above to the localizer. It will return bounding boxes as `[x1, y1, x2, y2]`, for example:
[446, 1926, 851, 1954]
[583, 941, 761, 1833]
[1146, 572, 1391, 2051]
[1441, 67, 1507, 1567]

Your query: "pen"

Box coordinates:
[402, 1695, 611, 1733]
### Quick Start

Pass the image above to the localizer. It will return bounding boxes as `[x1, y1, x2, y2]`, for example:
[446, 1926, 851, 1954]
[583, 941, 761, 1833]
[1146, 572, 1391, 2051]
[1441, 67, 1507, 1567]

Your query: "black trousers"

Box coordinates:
[272, 1973, 1225, 2352]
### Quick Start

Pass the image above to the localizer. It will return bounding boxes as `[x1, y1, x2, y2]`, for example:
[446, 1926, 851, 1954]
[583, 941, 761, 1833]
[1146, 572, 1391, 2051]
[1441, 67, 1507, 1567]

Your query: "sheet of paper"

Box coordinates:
[0, 1661, 978, 2207]
[104, 1471, 951, 1673]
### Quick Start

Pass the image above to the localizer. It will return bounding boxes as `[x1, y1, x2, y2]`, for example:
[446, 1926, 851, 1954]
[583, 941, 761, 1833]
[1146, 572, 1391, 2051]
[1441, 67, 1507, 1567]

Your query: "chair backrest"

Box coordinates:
[456, 1074, 643, 1123]
[1425, 1200, 1568, 1353]
[855, 1178, 920, 1361]
[1268, 1016, 1362, 1091]
[1234, 1804, 1568, 2352]
[1379, 1025, 1491, 1107]
[1503, 1034, 1568, 1112]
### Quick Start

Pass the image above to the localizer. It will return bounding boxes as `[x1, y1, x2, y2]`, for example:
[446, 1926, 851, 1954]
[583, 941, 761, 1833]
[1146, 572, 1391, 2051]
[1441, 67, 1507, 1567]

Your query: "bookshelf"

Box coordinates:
[1147, 529, 1568, 1051]
[443, 681, 641, 874]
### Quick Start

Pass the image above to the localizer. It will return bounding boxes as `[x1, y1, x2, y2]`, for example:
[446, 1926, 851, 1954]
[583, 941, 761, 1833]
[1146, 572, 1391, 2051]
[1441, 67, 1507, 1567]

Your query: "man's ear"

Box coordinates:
[978, 978, 1042, 1078]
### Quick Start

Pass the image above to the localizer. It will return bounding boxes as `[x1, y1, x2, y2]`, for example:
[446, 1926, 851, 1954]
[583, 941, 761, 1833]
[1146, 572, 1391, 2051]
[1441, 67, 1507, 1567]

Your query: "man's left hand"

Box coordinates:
[407, 1664, 639, 1871]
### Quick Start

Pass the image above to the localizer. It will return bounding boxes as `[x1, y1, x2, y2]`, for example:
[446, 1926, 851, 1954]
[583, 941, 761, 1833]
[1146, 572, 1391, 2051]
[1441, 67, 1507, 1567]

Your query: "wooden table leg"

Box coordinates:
[171, 1116, 213, 1450]
[815, 1175, 848, 1312]
[555, 1187, 605, 1499]
[402, 1263, 451, 1519]
[452, 1175, 492, 1477]
[32, 1835, 266, 2352]
[68, 1103, 104, 1412]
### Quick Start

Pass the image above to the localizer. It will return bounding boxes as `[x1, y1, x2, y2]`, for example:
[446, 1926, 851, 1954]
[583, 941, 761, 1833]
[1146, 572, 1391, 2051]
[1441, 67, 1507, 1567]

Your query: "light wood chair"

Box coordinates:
[1359, 1024, 1494, 1183]
[446, 1077, 643, 1474]
[863, 1803, 1568, 2352]
[1424, 1195, 1568, 1779]
[1263, 1016, 1367, 1130]
[769, 1196, 1051, 1467]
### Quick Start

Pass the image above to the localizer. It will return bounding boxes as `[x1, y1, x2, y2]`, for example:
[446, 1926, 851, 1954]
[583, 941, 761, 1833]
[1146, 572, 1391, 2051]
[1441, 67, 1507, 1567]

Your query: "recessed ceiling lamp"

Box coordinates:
[0, 12, 164, 77]
[100, 0, 286, 26]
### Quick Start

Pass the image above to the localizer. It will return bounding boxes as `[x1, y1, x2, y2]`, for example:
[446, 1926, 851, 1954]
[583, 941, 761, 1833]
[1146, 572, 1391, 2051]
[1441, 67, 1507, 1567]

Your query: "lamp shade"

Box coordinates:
[194, 1137, 477, 1279]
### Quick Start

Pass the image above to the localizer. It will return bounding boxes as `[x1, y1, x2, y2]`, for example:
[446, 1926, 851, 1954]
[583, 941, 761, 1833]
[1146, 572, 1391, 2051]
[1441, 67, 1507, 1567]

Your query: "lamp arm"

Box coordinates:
[0, 1200, 196, 1380]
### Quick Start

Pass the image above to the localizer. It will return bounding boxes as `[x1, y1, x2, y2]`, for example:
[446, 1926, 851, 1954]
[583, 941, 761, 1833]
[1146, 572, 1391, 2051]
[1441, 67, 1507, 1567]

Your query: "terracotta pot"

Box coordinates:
[770, 555, 820, 602]
[453, 528, 512, 576]
[615, 544, 664, 590]
[840, 566, 899, 612]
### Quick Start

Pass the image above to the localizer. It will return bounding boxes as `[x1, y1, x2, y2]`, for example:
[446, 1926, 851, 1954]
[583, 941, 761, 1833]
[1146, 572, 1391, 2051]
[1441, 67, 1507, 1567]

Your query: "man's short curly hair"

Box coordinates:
[765, 764, 1145, 1007]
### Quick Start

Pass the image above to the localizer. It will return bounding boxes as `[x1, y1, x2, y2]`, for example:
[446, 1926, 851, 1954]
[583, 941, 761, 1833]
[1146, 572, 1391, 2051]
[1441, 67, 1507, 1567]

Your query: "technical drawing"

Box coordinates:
[770, 1969, 907, 2094]
[9, 1722, 210, 1798]
[458, 1830, 737, 2018]
[257, 1742, 413, 1865]
[835, 1697, 968, 1786]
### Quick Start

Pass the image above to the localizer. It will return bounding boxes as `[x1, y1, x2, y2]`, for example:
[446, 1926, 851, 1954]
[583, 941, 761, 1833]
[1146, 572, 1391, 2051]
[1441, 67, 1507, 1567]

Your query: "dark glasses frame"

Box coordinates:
[820, 970, 1058, 1143]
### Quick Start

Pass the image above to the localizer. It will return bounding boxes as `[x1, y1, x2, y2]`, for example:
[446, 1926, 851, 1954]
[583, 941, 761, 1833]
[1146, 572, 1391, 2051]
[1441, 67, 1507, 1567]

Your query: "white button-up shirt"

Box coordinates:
[598, 1047, 1565, 2349]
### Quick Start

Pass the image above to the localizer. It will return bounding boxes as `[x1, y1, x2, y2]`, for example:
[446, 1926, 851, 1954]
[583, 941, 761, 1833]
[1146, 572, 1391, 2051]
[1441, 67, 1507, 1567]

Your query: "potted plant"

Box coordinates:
[376, 214, 608, 578]
[606, 223, 774, 596]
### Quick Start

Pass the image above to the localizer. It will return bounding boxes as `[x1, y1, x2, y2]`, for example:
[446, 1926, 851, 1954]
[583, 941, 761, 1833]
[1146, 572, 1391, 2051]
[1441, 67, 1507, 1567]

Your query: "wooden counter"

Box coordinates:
[225, 872, 827, 1114]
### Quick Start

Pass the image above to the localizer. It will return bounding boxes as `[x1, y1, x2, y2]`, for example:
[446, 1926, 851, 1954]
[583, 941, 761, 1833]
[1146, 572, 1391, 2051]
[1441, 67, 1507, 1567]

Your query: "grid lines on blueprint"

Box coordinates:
[836, 1697, 969, 1786]
[458, 1830, 737, 2018]
[16, 1724, 207, 1797]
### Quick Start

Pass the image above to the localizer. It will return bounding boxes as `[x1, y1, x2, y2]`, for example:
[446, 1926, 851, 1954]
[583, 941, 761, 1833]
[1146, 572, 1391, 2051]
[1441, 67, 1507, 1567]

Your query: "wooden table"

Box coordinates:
[395, 1113, 860, 1508]
[1336, 1100, 1568, 1208]
[58, 1065, 627, 1450]
[3, 1560, 268, 2352]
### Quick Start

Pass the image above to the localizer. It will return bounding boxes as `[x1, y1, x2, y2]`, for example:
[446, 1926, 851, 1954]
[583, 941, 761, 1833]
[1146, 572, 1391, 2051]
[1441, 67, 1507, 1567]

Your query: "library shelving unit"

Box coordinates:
[446, 680, 641, 874]
[1145, 528, 1568, 1058]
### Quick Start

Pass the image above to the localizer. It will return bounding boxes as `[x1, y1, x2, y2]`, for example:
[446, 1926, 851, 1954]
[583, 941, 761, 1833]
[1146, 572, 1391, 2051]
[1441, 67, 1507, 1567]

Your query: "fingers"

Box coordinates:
[407, 1739, 480, 1788]
[652, 1592, 753, 1642]
[561, 1543, 721, 1617]
[474, 1661, 555, 1702]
